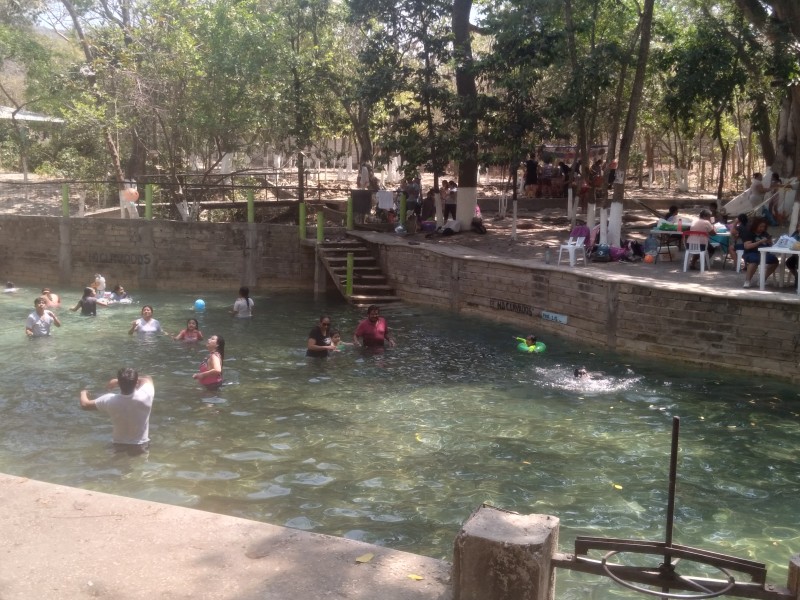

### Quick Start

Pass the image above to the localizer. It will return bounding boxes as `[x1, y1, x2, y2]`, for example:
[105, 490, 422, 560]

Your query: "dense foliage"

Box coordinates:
[0, 0, 798, 197]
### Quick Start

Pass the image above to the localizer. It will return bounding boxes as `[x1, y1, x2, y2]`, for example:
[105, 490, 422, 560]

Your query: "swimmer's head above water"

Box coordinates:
[574, 367, 588, 378]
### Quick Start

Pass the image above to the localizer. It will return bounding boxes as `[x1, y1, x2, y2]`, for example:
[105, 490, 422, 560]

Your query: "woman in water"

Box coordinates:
[193, 334, 225, 390]
[174, 318, 204, 342]
[128, 305, 166, 335]
[306, 315, 334, 358]
[70, 287, 108, 316]
[110, 284, 129, 301]
[230, 286, 254, 318]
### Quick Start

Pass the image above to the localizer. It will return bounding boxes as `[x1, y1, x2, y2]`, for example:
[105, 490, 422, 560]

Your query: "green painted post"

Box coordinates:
[346, 252, 354, 297]
[247, 190, 255, 223]
[399, 193, 407, 225]
[299, 203, 307, 240]
[317, 211, 324, 243]
[346, 194, 354, 230]
[145, 184, 153, 219]
[61, 184, 69, 217]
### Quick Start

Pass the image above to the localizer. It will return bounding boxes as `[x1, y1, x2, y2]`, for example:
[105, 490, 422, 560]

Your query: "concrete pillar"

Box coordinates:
[242, 224, 257, 287]
[139, 223, 154, 283]
[58, 218, 71, 286]
[452, 505, 559, 600]
[314, 247, 325, 299]
[787, 554, 800, 599]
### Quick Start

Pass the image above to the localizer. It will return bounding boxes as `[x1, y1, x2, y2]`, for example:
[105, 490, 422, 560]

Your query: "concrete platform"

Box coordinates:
[0, 474, 452, 600]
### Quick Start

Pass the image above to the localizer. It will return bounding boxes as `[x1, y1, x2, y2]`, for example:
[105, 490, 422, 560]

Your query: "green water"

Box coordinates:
[1, 288, 799, 597]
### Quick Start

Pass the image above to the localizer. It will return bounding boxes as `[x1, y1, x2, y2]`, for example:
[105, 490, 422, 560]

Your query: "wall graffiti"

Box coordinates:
[489, 298, 534, 317]
[88, 252, 151, 265]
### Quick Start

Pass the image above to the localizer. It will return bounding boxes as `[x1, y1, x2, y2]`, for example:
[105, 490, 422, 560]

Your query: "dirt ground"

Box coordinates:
[401, 187, 717, 261]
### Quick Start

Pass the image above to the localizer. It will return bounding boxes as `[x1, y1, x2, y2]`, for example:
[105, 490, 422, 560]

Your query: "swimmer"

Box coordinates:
[91, 274, 106, 296]
[193, 334, 224, 390]
[70, 287, 108, 316]
[129, 305, 167, 335]
[574, 367, 589, 379]
[110, 284, 129, 301]
[40, 288, 60, 307]
[3, 281, 17, 294]
[25, 296, 61, 337]
[514, 334, 545, 353]
[231, 286, 254, 318]
[330, 329, 353, 353]
[174, 318, 204, 342]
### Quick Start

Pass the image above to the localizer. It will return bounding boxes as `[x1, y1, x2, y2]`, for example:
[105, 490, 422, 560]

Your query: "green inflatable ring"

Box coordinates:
[517, 341, 546, 353]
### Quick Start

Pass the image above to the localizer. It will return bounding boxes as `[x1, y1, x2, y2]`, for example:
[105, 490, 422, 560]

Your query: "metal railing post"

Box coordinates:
[346, 194, 354, 230]
[298, 203, 307, 240]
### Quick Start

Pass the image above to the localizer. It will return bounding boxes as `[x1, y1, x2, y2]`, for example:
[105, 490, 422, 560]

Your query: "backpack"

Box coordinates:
[592, 243, 611, 262]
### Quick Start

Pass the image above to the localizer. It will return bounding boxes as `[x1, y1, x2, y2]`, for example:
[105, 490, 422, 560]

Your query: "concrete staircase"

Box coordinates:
[317, 238, 401, 307]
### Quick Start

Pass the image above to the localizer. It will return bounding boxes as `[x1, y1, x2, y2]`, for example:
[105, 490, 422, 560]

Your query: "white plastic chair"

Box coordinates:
[558, 236, 587, 266]
[682, 232, 710, 272]
[735, 248, 745, 273]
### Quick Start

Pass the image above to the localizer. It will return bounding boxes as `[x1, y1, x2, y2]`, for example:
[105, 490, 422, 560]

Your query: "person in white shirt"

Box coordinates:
[80, 368, 154, 455]
[25, 297, 61, 337]
[231, 286, 254, 318]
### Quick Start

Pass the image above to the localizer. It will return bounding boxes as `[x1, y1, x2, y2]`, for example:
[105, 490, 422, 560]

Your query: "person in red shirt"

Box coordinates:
[353, 305, 395, 349]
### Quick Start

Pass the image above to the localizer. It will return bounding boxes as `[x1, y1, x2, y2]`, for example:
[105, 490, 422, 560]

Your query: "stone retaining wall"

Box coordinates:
[0, 215, 319, 290]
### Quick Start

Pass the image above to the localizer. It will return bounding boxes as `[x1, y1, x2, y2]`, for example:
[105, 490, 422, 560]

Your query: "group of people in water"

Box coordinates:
[22, 279, 235, 396]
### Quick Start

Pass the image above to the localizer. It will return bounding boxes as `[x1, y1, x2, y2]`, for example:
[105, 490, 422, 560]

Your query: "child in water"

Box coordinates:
[514, 334, 546, 353]
[329, 329, 353, 353]
[174, 318, 204, 342]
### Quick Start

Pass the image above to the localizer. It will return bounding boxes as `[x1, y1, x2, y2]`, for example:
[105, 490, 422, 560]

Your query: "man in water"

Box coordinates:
[353, 305, 395, 349]
[25, 296, 61, 337]
[79, 368, 154, 455]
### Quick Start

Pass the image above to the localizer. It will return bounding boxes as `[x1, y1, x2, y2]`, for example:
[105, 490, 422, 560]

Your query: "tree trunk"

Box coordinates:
[60, 0, 126, 186]
[610, 0, 655, 246]
[453, 0, 479, 228]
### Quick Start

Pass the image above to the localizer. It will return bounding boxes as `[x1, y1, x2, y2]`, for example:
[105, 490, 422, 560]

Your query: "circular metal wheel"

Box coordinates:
[600, 549, 736, 599]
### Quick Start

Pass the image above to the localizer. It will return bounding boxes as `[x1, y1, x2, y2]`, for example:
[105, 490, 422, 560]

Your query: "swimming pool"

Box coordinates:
[1, 287, 798, 597]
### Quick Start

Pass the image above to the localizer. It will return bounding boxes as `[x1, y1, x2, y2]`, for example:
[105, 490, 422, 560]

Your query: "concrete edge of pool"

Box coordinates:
[0, 473, 453, 600]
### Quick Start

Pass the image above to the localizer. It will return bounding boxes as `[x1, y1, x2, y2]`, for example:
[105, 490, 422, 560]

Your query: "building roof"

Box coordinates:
[0, 106, 64, 123]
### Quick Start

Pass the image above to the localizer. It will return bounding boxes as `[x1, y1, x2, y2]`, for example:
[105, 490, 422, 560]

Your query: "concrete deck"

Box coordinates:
[0, 474, 452, 600]
[352, 229, 800, 304]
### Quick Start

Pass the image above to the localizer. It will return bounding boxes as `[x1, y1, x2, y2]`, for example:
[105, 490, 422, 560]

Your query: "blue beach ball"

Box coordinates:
[194, 299, 206, 311]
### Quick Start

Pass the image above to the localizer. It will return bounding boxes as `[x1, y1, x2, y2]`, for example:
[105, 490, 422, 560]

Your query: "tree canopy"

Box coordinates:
[1, 0, 798, 195]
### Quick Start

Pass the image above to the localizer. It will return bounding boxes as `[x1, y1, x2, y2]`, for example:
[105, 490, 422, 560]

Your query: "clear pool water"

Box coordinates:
[1, 288, 798, 597]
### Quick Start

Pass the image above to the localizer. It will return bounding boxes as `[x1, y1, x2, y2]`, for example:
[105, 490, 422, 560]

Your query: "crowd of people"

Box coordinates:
[523, 150, 615, 205]
[18, 282, 398, 456]
[660, 199, 796, 288]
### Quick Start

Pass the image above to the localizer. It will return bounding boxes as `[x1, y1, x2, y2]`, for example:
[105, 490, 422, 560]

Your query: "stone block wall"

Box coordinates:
[0, 215, 317, 291]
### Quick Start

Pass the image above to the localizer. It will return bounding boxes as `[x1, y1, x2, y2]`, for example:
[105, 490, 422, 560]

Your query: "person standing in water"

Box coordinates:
[25, 296, 61, 337]
[174, 318, 204, 342]
[129, 305, 166, 335]
[353, 305, 395, 349]
[306, 315, 334, 358]
[70, 287, 108, 316]
[231, 286, 254, 318]
[79, 367, 154, 455]
[193, 334, 225, 390]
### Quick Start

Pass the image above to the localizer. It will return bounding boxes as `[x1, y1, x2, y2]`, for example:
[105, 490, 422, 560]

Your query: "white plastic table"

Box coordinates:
[758, 246, 800, 294]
